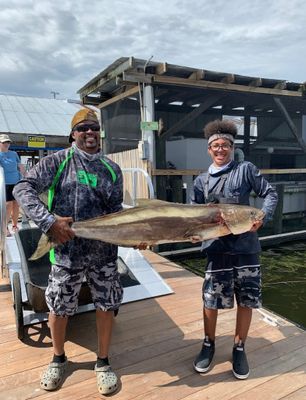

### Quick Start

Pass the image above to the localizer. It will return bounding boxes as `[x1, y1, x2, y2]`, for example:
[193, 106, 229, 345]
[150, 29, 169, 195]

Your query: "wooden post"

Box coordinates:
[244, 114, 250, 157]
[169, 175, 183, 203]
[155, 136, 167, 200]
[273, 184, 284, 234]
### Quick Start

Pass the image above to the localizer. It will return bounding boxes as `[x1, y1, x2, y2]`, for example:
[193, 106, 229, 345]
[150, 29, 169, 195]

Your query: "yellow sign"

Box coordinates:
[28, 135, 46, 148]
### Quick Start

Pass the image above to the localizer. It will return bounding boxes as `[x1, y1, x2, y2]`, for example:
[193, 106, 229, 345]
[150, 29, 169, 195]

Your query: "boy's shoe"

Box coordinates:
[40, 357, 68, 391]
[95, 364, 118, 395]
[232, 341, 249, 379]
[193, 336, 215, 373]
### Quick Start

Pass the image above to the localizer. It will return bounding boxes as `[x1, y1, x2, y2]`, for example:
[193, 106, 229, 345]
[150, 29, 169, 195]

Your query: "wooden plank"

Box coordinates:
[78, 57, 134, 97]
[1, 253, 306, 400]
[122, 71, 290, 95]
[151, 168, 306, 176]
[155, 62, 168, 75]
[273, 97, 306, 151]
[161, 94, 223, 140]
[283, 386, 306, 399]
[188, 70, 205, 80]
[249, 77, 262, 87]
[153, 74, 302, 97]
[221, 74, 235, 84]
[97, 86, 139, 109]
[274, 81, 287, 90]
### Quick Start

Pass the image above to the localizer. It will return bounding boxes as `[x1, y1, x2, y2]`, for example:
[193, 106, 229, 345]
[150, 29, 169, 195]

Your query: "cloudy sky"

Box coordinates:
[0, 0, 305, 100]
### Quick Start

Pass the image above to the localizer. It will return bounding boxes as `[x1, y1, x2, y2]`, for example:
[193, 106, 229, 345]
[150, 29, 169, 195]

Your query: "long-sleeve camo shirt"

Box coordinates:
[13, 144, 123, 266]
[193, 160, 278, 254]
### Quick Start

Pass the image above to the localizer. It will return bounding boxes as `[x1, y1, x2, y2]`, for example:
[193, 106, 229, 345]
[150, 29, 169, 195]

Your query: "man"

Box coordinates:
[0, 134, 24, 236]
[192, 119, 278, 379]
[13, 109, 123, 395]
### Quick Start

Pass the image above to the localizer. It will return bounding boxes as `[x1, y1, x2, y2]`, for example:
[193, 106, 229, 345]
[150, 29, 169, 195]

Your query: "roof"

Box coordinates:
[0, 94, 97, 137]
[78, 56, 305, 100]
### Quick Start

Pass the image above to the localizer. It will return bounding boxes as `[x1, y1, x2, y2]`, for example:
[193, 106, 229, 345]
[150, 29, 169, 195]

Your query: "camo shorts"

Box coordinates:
[203, 253, 262, 309]
[45, 258, 123, 316]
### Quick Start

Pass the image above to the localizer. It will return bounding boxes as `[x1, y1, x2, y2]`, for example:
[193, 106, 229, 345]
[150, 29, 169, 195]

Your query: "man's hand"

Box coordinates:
[190, 235, 202, 243]
[48, 216, 75, 245]
[134, 242, 148, 250]
[250, 220, 263, 232]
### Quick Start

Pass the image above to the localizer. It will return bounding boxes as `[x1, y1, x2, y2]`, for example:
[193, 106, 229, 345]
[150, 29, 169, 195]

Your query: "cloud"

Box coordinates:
[0, 0, 305, 99]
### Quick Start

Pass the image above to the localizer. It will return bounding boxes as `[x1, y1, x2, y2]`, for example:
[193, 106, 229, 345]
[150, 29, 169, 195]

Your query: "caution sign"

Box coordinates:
[28, 135, 46, 148]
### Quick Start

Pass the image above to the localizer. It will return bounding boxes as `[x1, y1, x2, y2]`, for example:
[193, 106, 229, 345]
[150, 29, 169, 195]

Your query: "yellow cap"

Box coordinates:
[71, 108, 99, 130]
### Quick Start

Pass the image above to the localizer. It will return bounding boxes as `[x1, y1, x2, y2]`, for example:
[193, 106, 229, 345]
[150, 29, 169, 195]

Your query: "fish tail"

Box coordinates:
[29, 233, 54, 261]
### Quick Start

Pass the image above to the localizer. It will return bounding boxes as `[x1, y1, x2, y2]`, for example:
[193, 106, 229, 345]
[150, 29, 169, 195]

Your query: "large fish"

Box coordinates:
[30, 199, 265, 260]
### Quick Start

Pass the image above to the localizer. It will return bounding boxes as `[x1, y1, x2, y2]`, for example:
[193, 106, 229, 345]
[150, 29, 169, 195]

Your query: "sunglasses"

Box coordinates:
[74, 124, 100, 133]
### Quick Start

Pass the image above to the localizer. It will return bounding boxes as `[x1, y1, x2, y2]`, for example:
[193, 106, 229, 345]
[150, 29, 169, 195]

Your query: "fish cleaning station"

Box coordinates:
[1, 57, 306, 399]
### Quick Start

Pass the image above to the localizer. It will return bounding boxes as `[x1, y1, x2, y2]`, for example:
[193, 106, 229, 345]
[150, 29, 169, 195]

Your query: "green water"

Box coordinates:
[172, 241, 306, 329]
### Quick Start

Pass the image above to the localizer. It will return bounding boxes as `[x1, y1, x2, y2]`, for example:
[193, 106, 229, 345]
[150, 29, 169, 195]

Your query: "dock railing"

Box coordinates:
[107, 148, 152, 204]
[152, 167, 306, 235]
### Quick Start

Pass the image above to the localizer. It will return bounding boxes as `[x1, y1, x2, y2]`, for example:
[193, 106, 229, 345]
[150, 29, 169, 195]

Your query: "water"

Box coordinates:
[171, 241, 306, 329]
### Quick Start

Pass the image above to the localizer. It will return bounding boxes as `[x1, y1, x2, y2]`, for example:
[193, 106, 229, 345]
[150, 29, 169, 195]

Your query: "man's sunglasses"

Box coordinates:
[73, 124, 100, 133]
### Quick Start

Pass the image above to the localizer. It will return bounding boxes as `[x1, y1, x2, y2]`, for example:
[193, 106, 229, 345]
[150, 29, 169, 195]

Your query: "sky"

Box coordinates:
[0, 0, 305, 100]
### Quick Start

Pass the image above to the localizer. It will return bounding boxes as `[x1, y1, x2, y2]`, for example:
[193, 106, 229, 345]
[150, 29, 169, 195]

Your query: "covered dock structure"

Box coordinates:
[77, 56, 306, 233]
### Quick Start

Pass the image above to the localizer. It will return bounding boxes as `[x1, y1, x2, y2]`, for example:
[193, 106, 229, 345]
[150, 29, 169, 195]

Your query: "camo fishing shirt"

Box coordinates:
[13, 143, 123, 267]
[193, 160, 278, 254]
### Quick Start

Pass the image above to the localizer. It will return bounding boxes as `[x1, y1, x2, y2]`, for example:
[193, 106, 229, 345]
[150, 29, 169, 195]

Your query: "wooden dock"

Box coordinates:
[0, 251, 306, 400]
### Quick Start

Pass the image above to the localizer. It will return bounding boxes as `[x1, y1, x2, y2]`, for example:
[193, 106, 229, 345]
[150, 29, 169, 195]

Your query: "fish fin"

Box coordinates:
[29, 233, 54, 261]
[135, 199, 173, 207]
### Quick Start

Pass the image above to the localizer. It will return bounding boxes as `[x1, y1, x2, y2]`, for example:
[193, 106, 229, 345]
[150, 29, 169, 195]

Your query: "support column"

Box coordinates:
[143, 85, 156, 166]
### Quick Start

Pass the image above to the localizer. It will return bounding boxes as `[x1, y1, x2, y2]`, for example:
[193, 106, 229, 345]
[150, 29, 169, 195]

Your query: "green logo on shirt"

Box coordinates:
[77, 170, 97, 187]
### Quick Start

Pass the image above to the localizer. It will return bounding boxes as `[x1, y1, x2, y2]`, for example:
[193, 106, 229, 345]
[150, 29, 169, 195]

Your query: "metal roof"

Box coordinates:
[0, 95, 95, 137]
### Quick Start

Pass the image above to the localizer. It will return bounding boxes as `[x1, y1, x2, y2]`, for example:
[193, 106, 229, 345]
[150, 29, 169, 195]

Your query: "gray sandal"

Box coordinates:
[40, 358, 68, 391]
[95, 364, 118, 395]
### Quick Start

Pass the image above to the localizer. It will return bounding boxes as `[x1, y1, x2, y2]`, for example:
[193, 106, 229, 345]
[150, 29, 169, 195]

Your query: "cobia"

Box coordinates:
[30, 199, 265, 260]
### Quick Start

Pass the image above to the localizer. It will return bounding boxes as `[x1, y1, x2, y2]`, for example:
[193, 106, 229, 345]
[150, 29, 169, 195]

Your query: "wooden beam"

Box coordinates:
[97, 86, 139, 109]
[153, 74, 301, 97]
[152, 168, 306, 176]
[274, 81, 287, 90]
[155, 62, 167, 75]
[273, 96, 306, 151]
[249, 78, 262, 87]
[78, 57, 135, 97]
[82, 95, 109, 105]
[188, 70, 205, 80]
[221, 74, 235, 84]
[119, 71, 303, 97]
[161, 94, 223, 140]
[122, 72, 153, 84]
[251, 120, 283, 148]
[107, 57, 135, 80]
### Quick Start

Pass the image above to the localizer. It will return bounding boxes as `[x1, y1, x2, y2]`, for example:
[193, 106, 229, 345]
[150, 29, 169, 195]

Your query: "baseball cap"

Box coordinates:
[0, 134, 11, 143]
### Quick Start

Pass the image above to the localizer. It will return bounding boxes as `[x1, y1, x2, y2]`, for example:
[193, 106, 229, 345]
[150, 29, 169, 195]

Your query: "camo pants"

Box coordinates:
[203, 253, 262, 309]
[45, 259, 123, 316]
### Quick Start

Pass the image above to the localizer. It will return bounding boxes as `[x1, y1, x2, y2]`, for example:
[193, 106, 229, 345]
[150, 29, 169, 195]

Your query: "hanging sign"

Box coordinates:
[140, 121, 159, 131]
[27, 135, 46, 148]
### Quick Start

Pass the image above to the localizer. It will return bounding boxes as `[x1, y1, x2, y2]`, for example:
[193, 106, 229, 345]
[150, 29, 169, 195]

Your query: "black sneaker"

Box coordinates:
[232, 341, 249, 379]
[193, 336, 215, 373]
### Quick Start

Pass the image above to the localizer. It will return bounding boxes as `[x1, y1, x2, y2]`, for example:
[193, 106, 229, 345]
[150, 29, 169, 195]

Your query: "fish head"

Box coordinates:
[220, 205, 265, 235]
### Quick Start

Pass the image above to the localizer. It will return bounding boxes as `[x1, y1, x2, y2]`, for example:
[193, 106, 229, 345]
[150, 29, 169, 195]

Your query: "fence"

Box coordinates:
[107, 148, 152, 204]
